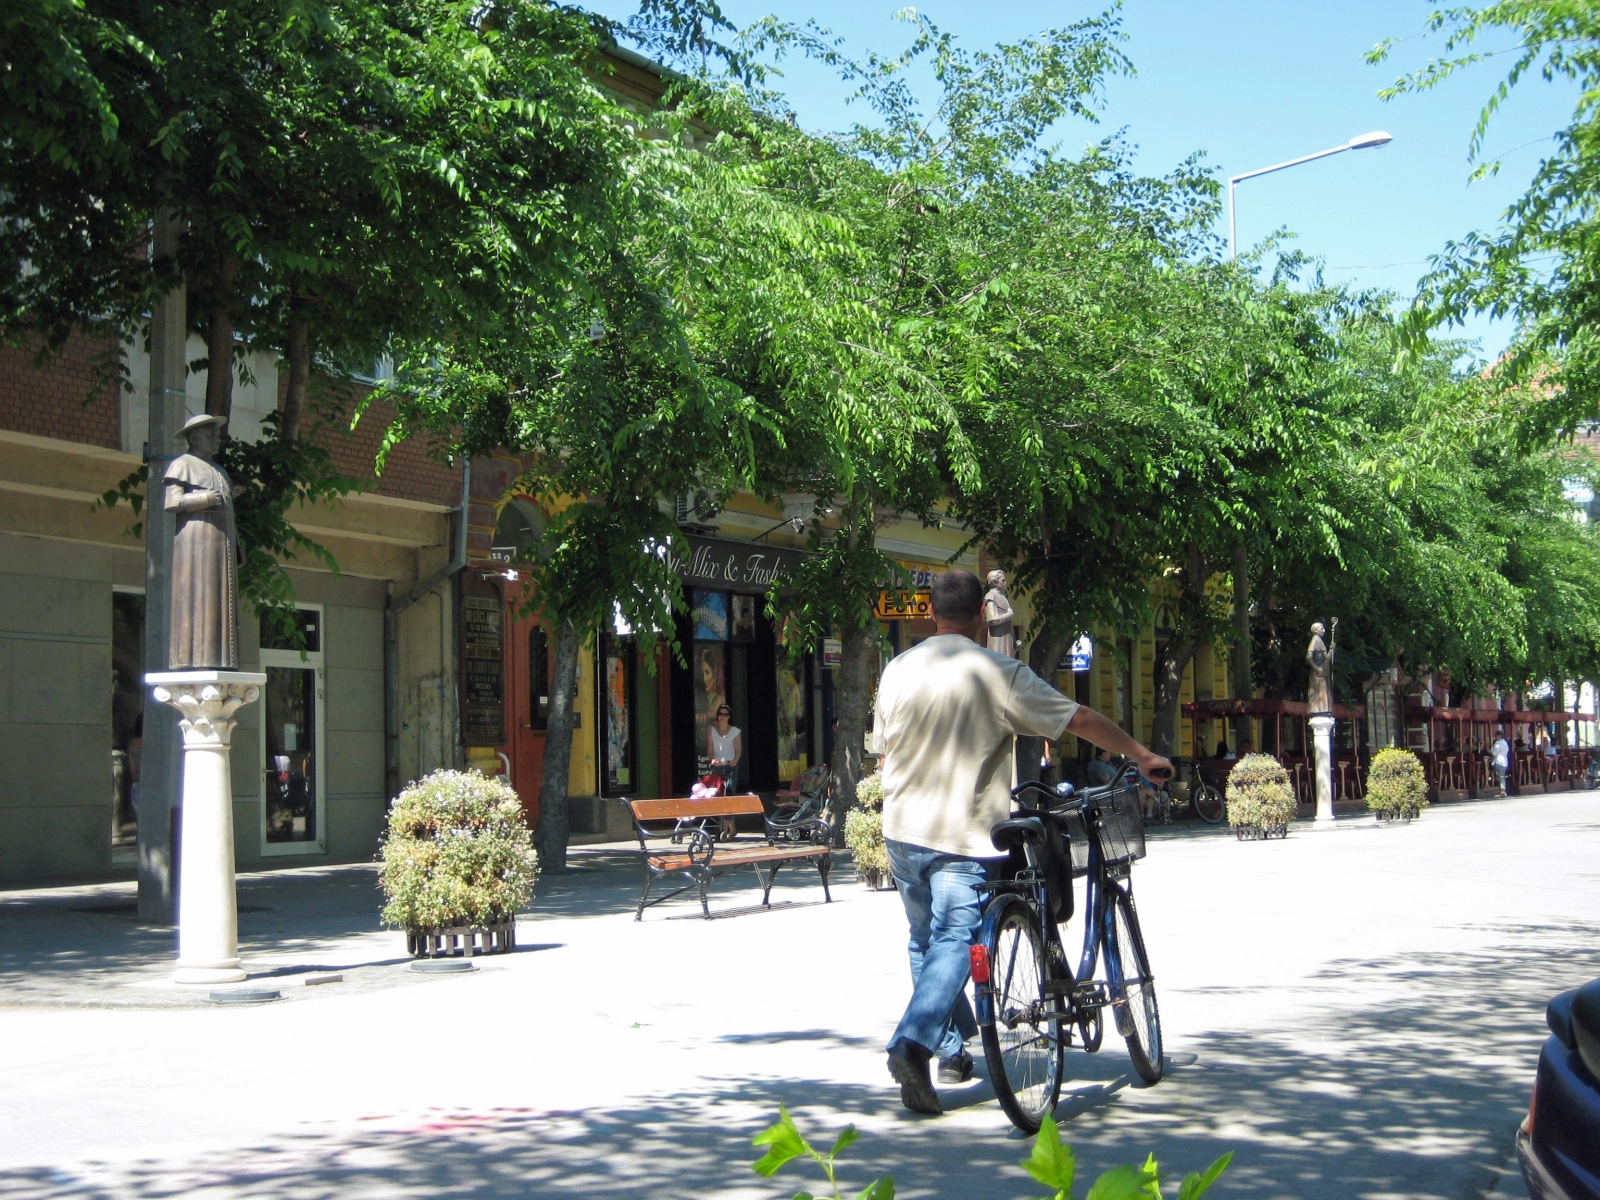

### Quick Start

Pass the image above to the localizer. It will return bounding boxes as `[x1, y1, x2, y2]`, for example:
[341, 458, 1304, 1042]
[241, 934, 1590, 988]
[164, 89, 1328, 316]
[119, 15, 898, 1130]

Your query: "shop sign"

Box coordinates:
[873, 590, 933, 620]
[460, 577, 505, 745]
[822, 638, 842, 668]
[667, 533, 806, 594]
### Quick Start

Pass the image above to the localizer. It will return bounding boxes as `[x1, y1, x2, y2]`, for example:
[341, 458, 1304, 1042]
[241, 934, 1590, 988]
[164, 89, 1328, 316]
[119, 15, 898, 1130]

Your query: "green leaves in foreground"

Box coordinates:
[751, 1109, 1231, 1200]
[751, 1106, 890, 1200]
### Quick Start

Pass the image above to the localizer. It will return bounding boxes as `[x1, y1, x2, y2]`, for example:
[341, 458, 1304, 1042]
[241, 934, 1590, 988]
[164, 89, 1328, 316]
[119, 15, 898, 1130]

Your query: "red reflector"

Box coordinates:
[969, 944, 991, 984]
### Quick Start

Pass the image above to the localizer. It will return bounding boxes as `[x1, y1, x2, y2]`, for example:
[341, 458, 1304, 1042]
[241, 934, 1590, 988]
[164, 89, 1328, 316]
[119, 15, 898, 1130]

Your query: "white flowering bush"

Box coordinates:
[379, 770, 537, 930]
[1366, 748, 1429, 819]
[844, 770, 890, 886]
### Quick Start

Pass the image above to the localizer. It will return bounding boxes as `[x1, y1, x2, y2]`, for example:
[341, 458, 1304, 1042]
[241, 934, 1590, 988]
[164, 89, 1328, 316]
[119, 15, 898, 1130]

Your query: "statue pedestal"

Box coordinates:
[146, 670, 265, 984]
[1309, 714, 1336, 829]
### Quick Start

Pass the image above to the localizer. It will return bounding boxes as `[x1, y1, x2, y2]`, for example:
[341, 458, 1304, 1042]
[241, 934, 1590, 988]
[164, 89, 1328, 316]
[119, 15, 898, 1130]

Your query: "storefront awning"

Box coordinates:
[1182, 698, 1366, 720]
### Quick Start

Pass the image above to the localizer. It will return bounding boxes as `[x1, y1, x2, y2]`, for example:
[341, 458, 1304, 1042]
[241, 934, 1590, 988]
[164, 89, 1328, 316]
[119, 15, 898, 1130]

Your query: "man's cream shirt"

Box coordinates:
[870, 633, 1079, 859]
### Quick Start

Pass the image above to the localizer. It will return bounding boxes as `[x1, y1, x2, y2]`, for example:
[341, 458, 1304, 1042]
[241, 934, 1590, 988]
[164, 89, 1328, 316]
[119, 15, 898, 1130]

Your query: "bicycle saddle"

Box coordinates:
[990, 815, 1046, 852]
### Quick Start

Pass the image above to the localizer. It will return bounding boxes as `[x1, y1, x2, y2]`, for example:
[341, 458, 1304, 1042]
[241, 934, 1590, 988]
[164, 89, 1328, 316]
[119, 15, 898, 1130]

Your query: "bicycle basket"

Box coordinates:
[1096, 786, 1146, 865]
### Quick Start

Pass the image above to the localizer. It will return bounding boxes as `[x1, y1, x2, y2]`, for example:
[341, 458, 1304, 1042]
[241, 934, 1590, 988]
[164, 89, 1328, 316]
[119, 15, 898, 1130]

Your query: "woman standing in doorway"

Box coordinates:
[707, 704, 743, 791]
[707, 704, 743, 840]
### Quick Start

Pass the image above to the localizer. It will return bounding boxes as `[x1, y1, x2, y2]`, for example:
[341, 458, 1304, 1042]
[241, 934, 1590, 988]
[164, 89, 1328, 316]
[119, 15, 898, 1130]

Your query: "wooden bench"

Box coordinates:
[627, 794, 832, 920]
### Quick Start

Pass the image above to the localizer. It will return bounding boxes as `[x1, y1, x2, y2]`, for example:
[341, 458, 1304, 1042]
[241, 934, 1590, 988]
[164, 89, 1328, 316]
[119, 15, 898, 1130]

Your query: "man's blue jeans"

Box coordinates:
[886, 839, 991, 1059]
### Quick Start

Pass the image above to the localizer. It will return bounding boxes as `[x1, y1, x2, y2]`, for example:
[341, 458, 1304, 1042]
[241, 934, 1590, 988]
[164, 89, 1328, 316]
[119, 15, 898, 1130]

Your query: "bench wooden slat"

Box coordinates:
[631, 795, 764, 821]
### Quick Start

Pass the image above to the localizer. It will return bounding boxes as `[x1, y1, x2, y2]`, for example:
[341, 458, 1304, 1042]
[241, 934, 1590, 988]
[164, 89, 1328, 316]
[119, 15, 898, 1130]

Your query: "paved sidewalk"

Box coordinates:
[4, 793, 1594, 1198]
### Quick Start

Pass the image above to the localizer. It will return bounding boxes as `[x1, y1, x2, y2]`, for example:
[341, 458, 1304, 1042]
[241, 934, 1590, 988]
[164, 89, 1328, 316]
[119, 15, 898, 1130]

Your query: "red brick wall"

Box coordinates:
[0, 332, 121, 449]
[307, 388, 462, 509]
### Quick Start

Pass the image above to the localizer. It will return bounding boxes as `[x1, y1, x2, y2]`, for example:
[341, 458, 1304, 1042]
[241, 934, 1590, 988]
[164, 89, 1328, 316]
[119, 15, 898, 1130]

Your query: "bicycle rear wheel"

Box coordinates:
[1108, 889, 1163, 1083]
[979, 897, 1065, 1132]
[1192, 781, 1225, 824]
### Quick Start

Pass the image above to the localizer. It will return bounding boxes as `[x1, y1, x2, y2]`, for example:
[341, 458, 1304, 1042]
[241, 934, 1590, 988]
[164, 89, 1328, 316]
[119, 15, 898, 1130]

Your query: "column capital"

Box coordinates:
[147, 671, 268, 748]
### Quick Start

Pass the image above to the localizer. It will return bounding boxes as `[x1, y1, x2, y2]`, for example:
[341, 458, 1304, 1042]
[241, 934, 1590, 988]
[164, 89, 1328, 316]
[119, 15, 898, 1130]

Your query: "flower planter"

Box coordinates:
[1225, 754, 1297, 843]
[407, 918, 516, 958]
[1366, 749, 1429, 824]
[1233, 821, 1288, 841]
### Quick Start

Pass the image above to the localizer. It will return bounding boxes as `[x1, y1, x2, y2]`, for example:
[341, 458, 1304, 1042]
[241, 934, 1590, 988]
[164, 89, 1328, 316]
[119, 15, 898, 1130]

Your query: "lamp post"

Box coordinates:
[1225, 131, 1393, 763]
[1228, 131, 1393, 260]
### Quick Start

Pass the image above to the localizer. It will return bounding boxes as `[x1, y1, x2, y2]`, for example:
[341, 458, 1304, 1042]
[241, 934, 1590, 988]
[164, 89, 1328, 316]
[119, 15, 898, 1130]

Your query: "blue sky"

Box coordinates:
[599, 1, 1584, 361]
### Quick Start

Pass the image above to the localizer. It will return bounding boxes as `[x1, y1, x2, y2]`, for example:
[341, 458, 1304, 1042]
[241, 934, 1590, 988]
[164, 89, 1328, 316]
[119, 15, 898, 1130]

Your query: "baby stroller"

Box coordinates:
[767, 761, 834, 843]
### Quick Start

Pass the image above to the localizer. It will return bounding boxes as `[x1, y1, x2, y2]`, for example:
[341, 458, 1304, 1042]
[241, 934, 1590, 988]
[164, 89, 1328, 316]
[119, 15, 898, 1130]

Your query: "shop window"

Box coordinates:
[777, 654, 811, 784]
[528, 626, 549, 731]
[111, 589, 145, 858]
[600, 633, 636, 795]
[260, 607, 325, 855]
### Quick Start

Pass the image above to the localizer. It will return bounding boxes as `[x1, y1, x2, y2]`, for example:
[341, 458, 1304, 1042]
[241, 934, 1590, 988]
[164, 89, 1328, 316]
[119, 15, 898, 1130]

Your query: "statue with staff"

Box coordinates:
[164, 413, 243, 669]
[1307, 618, 1338, 716]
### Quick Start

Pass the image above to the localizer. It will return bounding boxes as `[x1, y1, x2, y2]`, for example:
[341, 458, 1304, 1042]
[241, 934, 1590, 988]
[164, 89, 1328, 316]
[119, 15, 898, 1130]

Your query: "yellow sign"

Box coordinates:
[873, 590, 933, 620]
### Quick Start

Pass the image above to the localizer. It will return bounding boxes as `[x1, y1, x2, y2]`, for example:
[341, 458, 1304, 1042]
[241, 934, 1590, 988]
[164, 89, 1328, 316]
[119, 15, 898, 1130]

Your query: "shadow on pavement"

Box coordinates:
[9, 921, 1593, 1198]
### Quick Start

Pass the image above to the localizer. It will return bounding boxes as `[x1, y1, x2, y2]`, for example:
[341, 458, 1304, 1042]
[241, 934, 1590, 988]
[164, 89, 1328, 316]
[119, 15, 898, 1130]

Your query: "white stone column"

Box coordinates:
[146, 670, 266, 984]
[1310, 714, 1337, 828]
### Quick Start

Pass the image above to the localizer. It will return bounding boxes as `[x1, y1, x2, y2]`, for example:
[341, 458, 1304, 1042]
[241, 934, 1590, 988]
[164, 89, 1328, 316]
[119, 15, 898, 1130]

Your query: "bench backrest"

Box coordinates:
[629, 794, 765, 822]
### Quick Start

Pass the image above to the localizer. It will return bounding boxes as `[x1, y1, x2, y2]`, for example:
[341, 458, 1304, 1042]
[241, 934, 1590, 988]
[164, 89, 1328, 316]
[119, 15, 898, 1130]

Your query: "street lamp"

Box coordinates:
[1228, 131, 1393, 259]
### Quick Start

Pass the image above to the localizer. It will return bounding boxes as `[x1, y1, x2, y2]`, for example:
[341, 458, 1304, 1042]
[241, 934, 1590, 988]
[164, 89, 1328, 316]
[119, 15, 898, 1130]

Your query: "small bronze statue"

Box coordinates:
[164, 413, 242, 669]
[983, 569, 1017, 658]
[1306, 618, 1338, 716]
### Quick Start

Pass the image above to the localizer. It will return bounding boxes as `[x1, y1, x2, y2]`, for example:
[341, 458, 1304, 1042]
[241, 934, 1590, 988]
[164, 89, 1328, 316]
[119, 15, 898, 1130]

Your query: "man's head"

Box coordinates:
[986, 568, 1006, 591]
[1094, 747, 1111, 762]
[931, 569, 984, 640]
[1311, 621, 1326, 637]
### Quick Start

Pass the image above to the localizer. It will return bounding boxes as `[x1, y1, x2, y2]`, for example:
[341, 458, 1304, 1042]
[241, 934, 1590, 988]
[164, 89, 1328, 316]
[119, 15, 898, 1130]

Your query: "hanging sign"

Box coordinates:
[822, 638, 843, 668]
[460, 577, 505, 745]
[667, 534, 807, 594]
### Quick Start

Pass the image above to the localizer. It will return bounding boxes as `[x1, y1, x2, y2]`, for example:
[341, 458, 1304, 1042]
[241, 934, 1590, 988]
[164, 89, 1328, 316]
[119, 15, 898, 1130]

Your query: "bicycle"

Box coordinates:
[1145, 766, 1225, 825]
[971, 763, 1166, 1133]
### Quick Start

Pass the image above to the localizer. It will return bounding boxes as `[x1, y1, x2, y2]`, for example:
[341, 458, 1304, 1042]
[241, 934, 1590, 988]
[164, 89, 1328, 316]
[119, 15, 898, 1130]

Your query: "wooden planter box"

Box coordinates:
[407, 918, 516, 959]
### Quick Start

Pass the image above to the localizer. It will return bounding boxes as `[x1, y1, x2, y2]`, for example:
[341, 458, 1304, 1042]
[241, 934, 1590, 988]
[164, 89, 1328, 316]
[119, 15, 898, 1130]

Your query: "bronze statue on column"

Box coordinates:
[164, 413, 242, 669]
[1306, 618, 1338, 716]
[983, 569, 1017, 658]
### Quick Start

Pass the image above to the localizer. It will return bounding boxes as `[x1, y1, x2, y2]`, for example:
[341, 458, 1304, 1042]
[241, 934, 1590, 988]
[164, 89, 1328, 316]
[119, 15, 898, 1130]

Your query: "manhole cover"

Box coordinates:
[208, 988, 282, 1004]
[410, 959, 476, 973]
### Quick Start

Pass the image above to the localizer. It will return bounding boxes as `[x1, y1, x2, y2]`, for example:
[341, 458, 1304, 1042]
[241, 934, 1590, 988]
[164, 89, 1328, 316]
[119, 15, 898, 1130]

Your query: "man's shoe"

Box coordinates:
[937, 1050, 974, 1084]
[887, 1042, 942, 1114]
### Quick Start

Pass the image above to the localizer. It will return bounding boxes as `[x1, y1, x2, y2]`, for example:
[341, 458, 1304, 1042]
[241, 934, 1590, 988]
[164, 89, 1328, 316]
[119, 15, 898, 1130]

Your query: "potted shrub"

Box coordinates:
[1225, 753, 1296, 841]
[844, 770, 893, 890]
[1366, 747, 1429, 822]
[379, 769, 538, 957]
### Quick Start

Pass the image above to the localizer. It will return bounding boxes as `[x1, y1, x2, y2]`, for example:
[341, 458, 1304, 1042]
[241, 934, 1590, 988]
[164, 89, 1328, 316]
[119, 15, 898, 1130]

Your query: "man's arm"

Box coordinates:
[1066, 705, 1173, 780]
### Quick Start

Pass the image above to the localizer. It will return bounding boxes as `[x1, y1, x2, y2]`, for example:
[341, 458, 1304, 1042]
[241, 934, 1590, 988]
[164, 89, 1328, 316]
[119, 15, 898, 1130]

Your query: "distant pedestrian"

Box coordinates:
[1087, 746, 1118, 787]
[1491, 729, 1511, 794]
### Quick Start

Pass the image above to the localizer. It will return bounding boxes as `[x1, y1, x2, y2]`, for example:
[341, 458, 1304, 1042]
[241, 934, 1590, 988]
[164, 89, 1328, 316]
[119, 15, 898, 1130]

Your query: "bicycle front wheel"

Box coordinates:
[1192, 781, 1225, 824]
[1108, 889, 1164, 1083]
[979, 897, 1065, 1132]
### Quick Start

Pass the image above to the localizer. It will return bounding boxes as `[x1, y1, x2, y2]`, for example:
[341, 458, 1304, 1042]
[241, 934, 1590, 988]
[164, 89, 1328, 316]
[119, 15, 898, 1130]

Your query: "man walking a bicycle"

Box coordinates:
[871, 569, 1172, 1114]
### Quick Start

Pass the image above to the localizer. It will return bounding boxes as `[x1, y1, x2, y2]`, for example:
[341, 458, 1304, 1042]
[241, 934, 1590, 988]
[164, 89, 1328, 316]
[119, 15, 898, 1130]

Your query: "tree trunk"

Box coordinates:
[1231, 540, 1252, 753]
[281, 294, 309, 443]
[535, 616, 580, 874]
[1017, 628, 1072, 785]
[205, 253, 239, 422]
[830, 620, 877, 844]
[1151, 632, 1204, 759]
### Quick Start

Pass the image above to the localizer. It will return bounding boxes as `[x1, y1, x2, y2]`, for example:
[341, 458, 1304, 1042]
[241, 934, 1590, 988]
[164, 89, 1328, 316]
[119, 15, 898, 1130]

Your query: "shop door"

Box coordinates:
[507, 614, 551, 827]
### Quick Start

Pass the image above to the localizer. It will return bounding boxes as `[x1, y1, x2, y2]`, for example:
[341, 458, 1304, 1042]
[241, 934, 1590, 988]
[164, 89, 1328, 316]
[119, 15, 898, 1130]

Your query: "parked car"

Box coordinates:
[1520, 978, 1600, 1199]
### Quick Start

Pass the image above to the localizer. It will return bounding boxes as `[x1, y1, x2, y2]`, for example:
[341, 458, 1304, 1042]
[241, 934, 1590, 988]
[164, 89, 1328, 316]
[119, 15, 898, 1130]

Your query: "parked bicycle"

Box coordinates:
[1147, 760, 1225, 825]
[971, 762, 1166, 1133]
